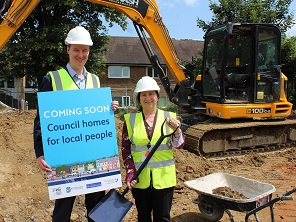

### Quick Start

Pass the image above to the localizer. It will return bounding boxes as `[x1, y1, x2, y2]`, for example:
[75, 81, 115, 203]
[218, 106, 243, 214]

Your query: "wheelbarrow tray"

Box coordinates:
[184, 172, 276, 212]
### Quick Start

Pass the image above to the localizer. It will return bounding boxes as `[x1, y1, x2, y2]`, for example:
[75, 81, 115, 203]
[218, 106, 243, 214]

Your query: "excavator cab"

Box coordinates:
[196, 23, 292, 119]
[201, 23, 282, 105]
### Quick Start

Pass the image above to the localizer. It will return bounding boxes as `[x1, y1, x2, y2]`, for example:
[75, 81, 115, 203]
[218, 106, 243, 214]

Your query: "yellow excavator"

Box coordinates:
[1, 0, 296, 157]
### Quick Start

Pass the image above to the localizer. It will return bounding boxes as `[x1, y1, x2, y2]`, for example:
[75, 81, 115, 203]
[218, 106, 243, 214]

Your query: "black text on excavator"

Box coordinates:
[1, 0, 296, 157]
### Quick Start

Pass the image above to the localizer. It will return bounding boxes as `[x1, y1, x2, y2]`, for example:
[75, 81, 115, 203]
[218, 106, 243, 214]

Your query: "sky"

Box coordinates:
[103, 0, 296, 40]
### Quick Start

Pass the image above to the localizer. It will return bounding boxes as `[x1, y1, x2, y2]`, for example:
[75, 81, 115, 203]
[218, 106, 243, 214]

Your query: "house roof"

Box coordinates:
[103, 36, 204, 65]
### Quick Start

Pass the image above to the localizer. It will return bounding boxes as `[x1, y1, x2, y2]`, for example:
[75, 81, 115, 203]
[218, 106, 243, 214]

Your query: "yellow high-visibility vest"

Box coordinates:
[124, 109, 176, 189]
[47, 68, 100, 90]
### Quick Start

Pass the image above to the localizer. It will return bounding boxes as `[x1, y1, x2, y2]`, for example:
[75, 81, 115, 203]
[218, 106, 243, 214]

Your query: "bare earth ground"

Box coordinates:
[0, 109, 295, 222]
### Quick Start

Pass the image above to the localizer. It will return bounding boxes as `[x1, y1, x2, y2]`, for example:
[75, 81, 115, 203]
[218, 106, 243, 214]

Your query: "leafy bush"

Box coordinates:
[159, 102, 179, 113]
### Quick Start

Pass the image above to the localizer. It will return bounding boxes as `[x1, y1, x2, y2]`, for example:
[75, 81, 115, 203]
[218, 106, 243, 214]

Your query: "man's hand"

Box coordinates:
[37, 156, 52, 172]
[111, 100, 119, 111]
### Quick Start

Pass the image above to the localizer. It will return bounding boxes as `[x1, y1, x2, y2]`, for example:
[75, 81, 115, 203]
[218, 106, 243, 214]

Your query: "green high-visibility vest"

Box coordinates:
[47, 68, 100, 90]
[124, 109, 177, 189]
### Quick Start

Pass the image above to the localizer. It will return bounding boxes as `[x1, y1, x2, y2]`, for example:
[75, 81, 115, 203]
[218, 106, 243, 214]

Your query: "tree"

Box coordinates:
[282, 36, 296, 104]
[197, 0, 295, 34]
[282, 36, 296, 79]
[0, 0, 127, 86]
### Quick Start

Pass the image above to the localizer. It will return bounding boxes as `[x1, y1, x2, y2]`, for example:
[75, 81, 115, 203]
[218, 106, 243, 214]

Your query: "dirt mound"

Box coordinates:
[0, 110, 295, 222]
[212, 186, 248, 199]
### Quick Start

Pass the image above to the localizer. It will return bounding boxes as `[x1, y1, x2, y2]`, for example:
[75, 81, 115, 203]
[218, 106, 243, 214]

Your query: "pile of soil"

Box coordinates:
[0, 109, 295, 222]
[212, 187, 248, 199]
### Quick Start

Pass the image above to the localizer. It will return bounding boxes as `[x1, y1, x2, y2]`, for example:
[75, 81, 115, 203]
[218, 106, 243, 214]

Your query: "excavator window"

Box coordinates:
[203, 37, 223, 98]
[224, 33, 252, 102]
[202, 30, 252, 102]
[255, 27, 281, 102]
[202, 24, 282, 104]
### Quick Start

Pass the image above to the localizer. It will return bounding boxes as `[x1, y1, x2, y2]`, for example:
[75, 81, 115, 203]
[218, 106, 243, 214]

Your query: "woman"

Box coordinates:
[121, 76, 185, 222]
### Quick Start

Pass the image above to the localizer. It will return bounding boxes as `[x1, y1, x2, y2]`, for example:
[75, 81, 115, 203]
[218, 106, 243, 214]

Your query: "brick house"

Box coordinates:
[99, 36, 204, 108]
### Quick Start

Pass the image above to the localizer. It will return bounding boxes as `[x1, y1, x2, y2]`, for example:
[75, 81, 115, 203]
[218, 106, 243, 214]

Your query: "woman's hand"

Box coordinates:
[166, 117, 182, 137]
[126, 172, 138, 190]
[127, 180, 138, 190]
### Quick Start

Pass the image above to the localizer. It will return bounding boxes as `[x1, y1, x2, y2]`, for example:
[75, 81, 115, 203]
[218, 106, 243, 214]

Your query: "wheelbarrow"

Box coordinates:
[184, 172, 296, 222]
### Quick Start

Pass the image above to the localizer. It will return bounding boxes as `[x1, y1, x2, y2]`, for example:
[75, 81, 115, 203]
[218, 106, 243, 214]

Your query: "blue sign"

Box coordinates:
[37, 88, 122, 200]
[38, 88, 118, 167]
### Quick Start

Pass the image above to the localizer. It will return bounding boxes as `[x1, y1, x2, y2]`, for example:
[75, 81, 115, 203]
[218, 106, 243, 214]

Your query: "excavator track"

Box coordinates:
[183, 118, 296, 158]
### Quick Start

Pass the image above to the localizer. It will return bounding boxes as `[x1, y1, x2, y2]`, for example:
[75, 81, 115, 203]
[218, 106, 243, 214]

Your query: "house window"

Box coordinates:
[113, 96, 130, 107]
[122, 96, 130, 107]
[7, 79, 14, 88]
[108, 66, 130, 78]
[146, 66, 167, 78]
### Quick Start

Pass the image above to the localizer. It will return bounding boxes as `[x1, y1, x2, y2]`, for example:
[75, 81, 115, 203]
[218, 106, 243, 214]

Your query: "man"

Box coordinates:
[33, 26, 118, 222]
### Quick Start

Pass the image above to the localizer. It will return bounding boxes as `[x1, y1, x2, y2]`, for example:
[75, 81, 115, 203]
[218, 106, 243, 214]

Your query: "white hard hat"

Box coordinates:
[134, 76, 160, 93]
[65, 26, 93, 46]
